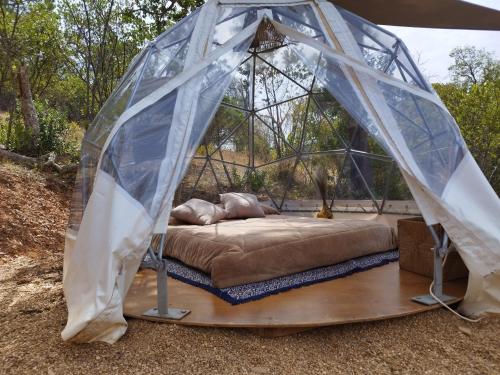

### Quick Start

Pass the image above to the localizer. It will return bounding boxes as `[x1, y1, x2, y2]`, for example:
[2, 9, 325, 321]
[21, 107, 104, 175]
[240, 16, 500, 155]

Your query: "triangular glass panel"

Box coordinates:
[311, 89, 351, 147]
[221, 166, 257, 194]
[155, 9, 199, 50]
[384, 60, 407, 83]
[382, 165, 419, 215]
[383, 56, 425, 90]
[395, 47, 428, 90]
[348, 120, 390, 158]
[282, 153, 345, 212]
[175, 157, 208, 203]
[282, 159, 316, 203]
[253, 97, 307, 166]
[176, 158, 235, 203]
[222, 57, 253, 110]
[211, 8, 258, 50]
[234, 168, 271, 199]
[208, 114, 251, 167]
[339, 8, 398, 53]
[204, 105, 249, 149]
[350, 152, 393, 204]
[301, 97, 346, 153]
[257, 44, 315, 92]
[206, 159, 234, 194]
[128, 41, 191, 107]
[361, 48, 393, 72]
[127, 12, 200, 107]
[253, 51, 310, 110]
[272, 5, 325, 39]
[333, 153, 380, 213]
[254, 157, 298, 209]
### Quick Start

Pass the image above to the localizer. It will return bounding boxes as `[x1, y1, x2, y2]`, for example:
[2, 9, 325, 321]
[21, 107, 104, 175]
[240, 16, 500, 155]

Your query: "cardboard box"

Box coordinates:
[398, 217, 468, 281]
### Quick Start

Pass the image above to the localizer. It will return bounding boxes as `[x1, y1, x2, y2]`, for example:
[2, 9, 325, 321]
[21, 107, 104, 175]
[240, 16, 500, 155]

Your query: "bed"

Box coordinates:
[159, 215, 397, 288]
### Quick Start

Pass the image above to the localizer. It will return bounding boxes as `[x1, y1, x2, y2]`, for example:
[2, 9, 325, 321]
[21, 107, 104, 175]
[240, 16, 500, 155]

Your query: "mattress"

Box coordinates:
[163, 215, 397, 288]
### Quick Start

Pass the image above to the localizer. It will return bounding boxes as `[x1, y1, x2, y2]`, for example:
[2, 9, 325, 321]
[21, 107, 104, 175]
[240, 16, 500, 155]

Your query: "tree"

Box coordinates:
[0, 0, 64, 152]
[435, 47, 500, 194]
[17, 63, 39, 149]
[60, 0, 152, 123]
[449, 46, 495, 86]
[124, 0, 204, 36]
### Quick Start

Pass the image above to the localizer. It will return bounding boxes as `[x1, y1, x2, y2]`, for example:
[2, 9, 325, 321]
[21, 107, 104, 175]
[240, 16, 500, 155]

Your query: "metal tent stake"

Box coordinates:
[412, 225, 457, 306]
[142, 233, 190, 320]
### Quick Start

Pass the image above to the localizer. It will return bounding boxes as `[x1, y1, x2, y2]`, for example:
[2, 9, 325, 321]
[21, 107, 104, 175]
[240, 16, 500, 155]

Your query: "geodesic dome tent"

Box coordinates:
[63, 0, 500, 344]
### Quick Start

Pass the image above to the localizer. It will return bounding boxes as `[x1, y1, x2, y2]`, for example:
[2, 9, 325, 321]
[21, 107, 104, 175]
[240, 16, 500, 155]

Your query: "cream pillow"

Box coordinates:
[220, 193, 265, 219]
[171, 198, 226, 225]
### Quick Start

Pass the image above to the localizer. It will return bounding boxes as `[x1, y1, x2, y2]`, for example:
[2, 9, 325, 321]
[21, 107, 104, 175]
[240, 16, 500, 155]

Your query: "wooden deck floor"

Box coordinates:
[124, 262, 467, 333]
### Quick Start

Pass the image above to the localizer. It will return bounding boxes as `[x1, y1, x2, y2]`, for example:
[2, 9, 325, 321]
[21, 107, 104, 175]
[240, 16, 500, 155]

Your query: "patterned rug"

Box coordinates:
[151, 249, 399, 305]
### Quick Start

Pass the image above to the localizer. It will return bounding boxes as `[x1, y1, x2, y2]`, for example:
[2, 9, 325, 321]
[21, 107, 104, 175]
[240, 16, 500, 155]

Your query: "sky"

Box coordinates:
[382, 0, 500, 83]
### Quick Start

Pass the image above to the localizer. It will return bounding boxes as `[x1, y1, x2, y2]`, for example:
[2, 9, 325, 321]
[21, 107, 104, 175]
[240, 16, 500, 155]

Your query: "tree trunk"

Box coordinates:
[17, 64, 40, 151]
[6, 108, 14, 148]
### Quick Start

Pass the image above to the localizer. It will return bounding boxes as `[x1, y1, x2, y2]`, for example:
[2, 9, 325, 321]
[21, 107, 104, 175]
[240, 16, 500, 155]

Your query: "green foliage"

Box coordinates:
[0, 0, 200, 163]
[36, 100, 83, 160]
[248, 169, 266, 192]
[230, 167, 244, 190]
[124, 0, 204, 35]
[60, 0, 153, 120]
[435, 47, 500, 194]
[449, 46, 495, 86]
[0, 1, 66, 107]
[0, 100, 83, 160]
[0, 110, 29, 152]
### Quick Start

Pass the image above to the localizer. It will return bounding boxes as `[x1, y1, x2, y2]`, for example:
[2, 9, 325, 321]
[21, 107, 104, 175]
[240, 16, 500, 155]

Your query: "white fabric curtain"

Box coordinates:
[312, 0, 500, 315]
[62, 2, 263, 343]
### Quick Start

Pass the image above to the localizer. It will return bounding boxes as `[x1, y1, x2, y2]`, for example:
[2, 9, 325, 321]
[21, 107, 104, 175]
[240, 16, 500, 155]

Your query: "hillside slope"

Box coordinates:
[0, 162, 70, 262]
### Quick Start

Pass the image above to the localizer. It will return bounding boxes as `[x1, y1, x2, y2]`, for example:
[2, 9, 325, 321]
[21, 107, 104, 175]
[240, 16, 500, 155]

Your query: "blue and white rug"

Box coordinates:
[154, 250, 399, 305]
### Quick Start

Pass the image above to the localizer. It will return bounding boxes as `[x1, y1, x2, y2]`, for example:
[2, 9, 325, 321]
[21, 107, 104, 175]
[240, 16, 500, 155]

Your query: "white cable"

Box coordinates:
[429, 251, 483, 323]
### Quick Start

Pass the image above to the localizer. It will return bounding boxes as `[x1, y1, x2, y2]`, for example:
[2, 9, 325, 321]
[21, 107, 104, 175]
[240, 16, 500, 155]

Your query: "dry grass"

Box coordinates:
[1, 160, 499, 375]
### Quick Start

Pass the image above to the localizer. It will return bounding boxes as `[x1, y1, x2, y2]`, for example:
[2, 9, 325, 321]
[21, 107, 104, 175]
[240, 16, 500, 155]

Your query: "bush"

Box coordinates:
[0, 108, 31, 153]
[248, 169, 267, 192]
[0, 100, 83, 161]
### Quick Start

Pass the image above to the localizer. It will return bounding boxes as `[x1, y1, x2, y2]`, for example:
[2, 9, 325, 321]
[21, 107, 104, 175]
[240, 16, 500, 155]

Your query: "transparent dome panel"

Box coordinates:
[379, 81, 465, 195]
[272, 5, 325, 41]
[212, 7, 258, 50]
[337, 7, 428, 91]
[253, 51, 309, 110]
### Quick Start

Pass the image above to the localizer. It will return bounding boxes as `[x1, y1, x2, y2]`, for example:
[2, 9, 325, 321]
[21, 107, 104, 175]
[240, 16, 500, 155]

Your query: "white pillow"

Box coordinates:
[220, 193, 265, 219]
[171, 198, 226, 225]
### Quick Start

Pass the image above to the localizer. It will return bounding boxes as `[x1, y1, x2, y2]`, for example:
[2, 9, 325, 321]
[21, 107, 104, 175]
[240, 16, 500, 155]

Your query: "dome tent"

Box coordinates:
[63, 0, 500, 344]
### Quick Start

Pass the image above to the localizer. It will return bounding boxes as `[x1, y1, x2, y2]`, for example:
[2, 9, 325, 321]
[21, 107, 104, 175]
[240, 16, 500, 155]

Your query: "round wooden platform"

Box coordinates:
[124, 262, 467, 332]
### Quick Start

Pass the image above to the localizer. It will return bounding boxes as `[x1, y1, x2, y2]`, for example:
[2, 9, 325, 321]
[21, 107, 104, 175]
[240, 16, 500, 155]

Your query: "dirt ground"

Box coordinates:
[0, 161, 499, 375]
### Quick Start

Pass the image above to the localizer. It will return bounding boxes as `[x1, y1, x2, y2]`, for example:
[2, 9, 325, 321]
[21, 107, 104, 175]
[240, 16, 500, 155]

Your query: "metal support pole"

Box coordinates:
[142, 233, 190, 320]
[156, 259, 168, 316]
[249, 52, 256, 170]
[412, 226, 457, 306]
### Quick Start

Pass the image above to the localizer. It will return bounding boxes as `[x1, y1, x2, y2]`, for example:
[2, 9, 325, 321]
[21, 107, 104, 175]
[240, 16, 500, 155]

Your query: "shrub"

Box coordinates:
[248, 169, 267, 192]
[0, 100, 83, 161]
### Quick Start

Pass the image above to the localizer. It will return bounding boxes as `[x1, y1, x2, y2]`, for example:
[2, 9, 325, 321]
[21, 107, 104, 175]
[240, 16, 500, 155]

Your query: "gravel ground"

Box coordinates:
[1, 161, 499, 375]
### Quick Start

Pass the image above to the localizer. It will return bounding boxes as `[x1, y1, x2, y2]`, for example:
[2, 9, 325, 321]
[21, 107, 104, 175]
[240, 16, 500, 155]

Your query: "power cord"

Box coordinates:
[429, 250, 483, 323]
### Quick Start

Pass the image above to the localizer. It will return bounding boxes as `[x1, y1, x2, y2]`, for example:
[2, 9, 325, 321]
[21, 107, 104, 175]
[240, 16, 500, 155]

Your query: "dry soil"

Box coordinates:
[0, 161, 499, 375]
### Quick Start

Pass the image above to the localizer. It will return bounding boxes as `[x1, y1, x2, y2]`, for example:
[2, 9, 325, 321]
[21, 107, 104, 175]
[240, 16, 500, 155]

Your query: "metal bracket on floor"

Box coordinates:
[412, 225, 457, 306]
[142, 233, 190, 320]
